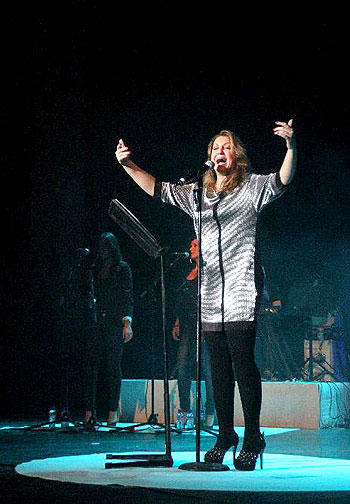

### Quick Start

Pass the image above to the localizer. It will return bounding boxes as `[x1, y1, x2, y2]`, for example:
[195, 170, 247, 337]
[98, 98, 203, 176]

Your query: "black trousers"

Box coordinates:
[85, 318, 124, 412]
[203, 321, 261, 438]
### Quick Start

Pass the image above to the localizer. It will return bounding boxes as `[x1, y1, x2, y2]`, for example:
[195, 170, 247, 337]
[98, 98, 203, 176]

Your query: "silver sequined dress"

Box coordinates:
[155, 173, 287, 331]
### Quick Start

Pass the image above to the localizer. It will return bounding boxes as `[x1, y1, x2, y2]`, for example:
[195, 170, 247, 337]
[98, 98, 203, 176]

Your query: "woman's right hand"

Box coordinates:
[114, 139, 156, 196]
[172, 324, 180, 341]
[115, 138, 132, 166]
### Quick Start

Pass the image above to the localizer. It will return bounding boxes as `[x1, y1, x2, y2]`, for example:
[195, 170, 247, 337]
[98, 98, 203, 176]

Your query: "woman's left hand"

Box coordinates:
[273, 119, 295, 148]
[123, 325, 133, 343]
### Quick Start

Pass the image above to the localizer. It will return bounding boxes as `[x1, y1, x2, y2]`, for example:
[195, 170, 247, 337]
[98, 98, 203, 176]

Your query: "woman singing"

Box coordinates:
[115, 120, 296, 470]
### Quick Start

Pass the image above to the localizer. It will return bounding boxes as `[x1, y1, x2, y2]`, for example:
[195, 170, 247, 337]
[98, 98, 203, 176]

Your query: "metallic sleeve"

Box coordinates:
[154, 181, 196, 218]
[248, 172, 288, 212]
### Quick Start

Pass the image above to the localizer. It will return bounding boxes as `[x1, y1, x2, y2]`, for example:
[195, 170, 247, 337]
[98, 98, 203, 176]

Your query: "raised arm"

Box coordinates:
[115, 138, 156, 196]
[273, 119, 297, 185]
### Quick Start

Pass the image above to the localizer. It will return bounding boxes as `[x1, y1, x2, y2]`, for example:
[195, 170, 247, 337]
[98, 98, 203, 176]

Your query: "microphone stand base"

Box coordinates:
[105, 454, 173, 469]
[178, 461, 230, 472]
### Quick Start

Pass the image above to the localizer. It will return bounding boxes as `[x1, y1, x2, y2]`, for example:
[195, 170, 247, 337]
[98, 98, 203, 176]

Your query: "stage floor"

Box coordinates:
[1, 419, 350, 503]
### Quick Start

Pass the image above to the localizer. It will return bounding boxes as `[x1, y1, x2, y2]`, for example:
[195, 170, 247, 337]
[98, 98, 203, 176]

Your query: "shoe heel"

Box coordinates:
[260, 432, 265, 470]
[260, 449, 264, 470]
[233, 445, 237, 464]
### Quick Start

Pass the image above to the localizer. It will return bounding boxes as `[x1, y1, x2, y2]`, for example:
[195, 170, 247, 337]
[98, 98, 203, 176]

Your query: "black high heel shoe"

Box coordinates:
[204, 432, 239, 464]
[84, 412, 97, 432]
[234, 432, 266, 471]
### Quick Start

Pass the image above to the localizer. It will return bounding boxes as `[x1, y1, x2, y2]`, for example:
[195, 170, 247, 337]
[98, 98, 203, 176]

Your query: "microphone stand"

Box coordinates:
[179, 177, 229, 472]
[23, 250, 95, 434]
[58, 250, 98, 432]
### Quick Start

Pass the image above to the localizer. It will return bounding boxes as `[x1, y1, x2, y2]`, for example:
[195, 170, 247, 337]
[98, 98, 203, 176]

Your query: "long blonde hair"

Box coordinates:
[203, 129, 249, 196]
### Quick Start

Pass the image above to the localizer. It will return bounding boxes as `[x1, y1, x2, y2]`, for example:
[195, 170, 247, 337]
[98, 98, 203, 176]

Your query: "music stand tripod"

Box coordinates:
[105, 197, 173, 468]
[128, 256, 189, 434]
[108, 261, 182, 435]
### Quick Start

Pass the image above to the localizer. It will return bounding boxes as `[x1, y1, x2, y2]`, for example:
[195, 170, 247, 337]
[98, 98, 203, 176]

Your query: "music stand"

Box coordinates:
[105, 197, 173, 468]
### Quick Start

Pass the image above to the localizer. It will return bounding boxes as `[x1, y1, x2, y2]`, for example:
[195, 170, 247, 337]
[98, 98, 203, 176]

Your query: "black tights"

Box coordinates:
[203, 322, 261, 439]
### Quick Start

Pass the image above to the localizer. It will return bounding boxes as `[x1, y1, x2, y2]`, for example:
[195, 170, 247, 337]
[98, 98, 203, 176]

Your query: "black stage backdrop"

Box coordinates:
[1, 4, 349, 418]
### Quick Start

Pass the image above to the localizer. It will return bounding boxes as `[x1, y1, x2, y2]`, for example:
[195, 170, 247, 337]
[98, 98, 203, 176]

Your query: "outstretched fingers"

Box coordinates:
[273, 119, 294, 141]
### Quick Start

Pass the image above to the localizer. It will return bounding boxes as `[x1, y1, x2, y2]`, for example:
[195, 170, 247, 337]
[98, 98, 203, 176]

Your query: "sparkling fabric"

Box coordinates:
[156, 173, 287, 331]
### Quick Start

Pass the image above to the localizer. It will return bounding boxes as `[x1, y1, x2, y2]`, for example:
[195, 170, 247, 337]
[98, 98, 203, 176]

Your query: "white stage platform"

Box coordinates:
[118, 379, 350, 429]
[16, 450, 350, 493]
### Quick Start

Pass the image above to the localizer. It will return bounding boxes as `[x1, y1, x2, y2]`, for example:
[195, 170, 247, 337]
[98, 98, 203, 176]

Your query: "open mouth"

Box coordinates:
[216, 157, 227, 165]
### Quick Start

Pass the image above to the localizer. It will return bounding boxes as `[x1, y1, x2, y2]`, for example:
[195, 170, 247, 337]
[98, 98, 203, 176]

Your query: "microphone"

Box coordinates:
[77, 247, 90, 255]
[169, 252, 190, 258]
[176, 160, 214, 186]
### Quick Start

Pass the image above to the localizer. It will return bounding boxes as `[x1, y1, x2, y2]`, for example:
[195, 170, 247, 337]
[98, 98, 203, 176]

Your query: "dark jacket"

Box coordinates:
[94, 261, 133, 324]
